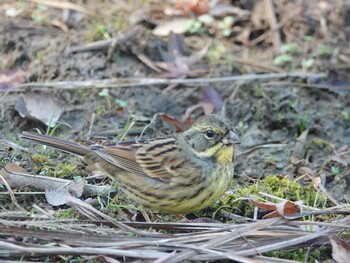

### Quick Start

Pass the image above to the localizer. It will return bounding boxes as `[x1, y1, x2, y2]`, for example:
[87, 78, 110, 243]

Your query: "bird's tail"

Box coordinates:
[20, 131, 91, 157]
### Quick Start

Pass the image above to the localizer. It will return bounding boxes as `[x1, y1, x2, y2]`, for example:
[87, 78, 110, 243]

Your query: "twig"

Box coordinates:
[1, 163, 112, 197]
[264, 81, 350, 91]
[234, 58, 283, 73]
[264, 0, 282, 54]
[26, 0, 93, 15]
[7, 72, 326, 92]
[0, 174, 25, 212]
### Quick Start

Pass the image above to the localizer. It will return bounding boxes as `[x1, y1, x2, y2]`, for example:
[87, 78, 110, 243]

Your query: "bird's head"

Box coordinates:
[181, 114, 240, 165]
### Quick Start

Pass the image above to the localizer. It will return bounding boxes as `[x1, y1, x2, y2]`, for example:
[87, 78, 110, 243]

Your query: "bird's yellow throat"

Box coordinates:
[194, 143, 234, 166]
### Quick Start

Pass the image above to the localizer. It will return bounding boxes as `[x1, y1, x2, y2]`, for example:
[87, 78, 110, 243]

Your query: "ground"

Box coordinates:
[0, 0, 349, 262]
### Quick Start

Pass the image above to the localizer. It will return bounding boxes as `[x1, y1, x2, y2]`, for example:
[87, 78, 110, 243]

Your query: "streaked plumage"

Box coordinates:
[21, 114, 240, 214]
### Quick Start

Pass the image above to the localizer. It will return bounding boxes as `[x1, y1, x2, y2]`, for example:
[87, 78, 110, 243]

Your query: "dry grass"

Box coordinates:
[1, 205, 349, 262]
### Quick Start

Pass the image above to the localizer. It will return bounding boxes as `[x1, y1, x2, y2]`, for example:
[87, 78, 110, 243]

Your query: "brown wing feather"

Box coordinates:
[93, 143, 144, 175]
[135, 138, 182, 181]
[91, 138, 182, 182]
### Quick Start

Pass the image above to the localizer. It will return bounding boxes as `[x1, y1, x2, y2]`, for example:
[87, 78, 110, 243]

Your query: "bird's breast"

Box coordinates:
[215, 145, 234, 166]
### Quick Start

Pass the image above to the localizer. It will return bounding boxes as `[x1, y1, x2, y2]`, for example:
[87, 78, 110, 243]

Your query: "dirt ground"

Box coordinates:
[0, 0, 350, 262]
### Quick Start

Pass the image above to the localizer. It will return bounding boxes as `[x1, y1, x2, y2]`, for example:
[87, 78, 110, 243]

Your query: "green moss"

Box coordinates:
[57, 208, 79, 219]
[266, 245, 332, 262]
[264, 158, 277, 165]
[32, 153, 81, 179]
[312, 137, 331, 149]
[223, 176, 331, 218]
[32, 153, 54, 166]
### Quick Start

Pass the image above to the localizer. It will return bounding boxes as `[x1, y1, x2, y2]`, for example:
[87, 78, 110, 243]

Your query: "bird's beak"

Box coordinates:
[222, 130, 240, 145]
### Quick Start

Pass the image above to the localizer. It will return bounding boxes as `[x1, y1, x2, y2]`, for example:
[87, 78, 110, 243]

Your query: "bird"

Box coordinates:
[20, 114, 240, 214]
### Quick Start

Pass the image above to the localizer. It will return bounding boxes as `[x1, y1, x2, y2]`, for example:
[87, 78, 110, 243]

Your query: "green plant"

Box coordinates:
[97, 25, 112, 39]
[341, 111, 350, 122]
[298, 114, 309, 135]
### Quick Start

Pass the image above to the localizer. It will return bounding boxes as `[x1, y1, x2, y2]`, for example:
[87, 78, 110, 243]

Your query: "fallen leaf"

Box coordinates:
[153, 18, 195, 36]
[182, 102, 214, 121]
[250, 199, 277, 211]
[0, 163, 27, 182]
[182, 86, 222, 120]
[45, 189, 70, 206]
[330, 237, 350, 263]
[275, 200, 303, 217]
[138, 33, 209, 83]
[249, 198, 303, 219]
[159, 113, 192, 132]
[0, 69, 26, 90]
[202, 86, 223, 111]
[68, 178, 86, 198]
[174, 0, 210, 15]
[15, 93, 64, 127]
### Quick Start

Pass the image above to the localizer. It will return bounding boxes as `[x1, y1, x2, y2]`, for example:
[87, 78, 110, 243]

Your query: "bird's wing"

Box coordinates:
[91, 138, 185, 182]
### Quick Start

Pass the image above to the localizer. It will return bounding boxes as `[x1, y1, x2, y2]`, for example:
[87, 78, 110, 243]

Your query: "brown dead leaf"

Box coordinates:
[141, 33, 208, 82]
[51, 19, 69, 32]
[15, 93, 64, 127]
[0, 69, 26, 90]
[0, 163, 27, 182]
[182, 87, 222, 120]
[68, 178, 86, 198]
[182, 103, 214, 121]
[159, 113, 192, 132]
[174, 0, 210, 15]
[249, 198, 303, 219]
[330, 237, 350, 263]
[275, 200, 303, 217]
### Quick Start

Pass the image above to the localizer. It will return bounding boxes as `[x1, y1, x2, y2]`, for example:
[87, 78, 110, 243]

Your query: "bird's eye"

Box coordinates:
[205, 129, 215, 139]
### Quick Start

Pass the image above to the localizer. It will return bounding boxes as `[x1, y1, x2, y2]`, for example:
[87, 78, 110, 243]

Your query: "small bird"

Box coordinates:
[21, 114, 240, 214]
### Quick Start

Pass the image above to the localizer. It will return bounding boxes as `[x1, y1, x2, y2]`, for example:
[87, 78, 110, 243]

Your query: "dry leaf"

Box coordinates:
[249, 198, 303, 219]
[182, 103, 214, 121]
[0, 69, 26, 90]
[68, 178, 86, 198]
[330, 237, 350, 263]
[174, 0, 210, 15]
[15, 93, 64, 127]
[159, 113, 192, 132]
[275, 200, 303, 217]
[202, 86, 223, 111]
[182, 87, 223, 121]
[0, 163, 28, 182]
[153, 18, 195, 36]
[45, 189, 70, 206]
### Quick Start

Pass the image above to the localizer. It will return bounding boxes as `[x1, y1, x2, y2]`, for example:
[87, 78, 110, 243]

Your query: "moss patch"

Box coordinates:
[224, 176, 331, 218]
